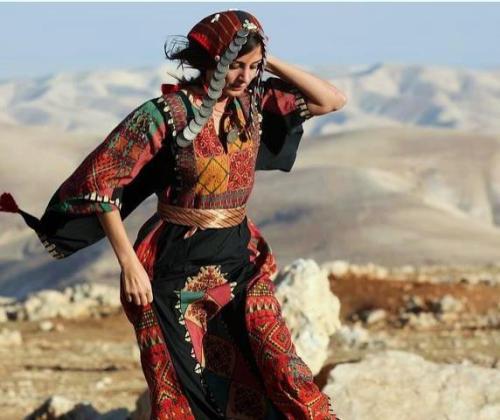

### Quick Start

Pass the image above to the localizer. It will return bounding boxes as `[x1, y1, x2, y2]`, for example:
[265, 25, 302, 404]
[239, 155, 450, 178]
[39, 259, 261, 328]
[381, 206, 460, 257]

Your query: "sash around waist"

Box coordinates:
[157, 202, 247, 229]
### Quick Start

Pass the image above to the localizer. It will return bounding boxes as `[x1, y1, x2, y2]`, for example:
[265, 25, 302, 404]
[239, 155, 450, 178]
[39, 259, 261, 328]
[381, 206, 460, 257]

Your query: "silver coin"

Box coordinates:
[219, 55, 232, 67]
[208, 87, 222, 100]
[216, 62, 229, 73]
[182, 126, 197, 141]
[210, 78, 226, 91]
[176, 134, 192, 148]
[223, 49, 238, 62]
[201, 96, 217, 108]
[213, 69, 226, 81]
[199, 104, 213, 118]
[194, 109, 208, 125]
[188, 119, 202, 134]
[233, 36, 247, 46]
[236, 28, 249, 38]
[228, 42, 241, 54]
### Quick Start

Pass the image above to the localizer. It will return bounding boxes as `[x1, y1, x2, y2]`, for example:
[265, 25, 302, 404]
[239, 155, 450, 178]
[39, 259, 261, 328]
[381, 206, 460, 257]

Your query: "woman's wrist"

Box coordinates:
[264, 54, 277, 74]
[119, 252, 140, 270]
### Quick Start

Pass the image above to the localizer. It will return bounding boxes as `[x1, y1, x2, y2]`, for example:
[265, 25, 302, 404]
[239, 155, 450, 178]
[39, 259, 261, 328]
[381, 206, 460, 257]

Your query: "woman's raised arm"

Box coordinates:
[265, 54, 347, 116]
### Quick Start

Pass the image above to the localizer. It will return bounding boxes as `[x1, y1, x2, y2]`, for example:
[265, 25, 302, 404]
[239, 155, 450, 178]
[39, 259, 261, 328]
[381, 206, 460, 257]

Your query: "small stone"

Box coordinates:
[0, 328, 22, 346]
[404, 295, 425, 312]
[439, 294, 464, 313]
[365, 309, 387, 325]
[0, 307, 8, 322]
[322, 260, 350, 278]
[407, 312, 438, 330]
[373, 266, 388, 280]
[95, 376, 112, 390]
[335, 323, 370, 348]
[39, 320, 54, 331]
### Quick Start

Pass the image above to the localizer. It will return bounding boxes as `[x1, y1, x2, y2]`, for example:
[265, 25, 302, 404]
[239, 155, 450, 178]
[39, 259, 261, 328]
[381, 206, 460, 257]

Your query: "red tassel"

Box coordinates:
[0, 193, 20, 213]
[161, 83, 181, 95]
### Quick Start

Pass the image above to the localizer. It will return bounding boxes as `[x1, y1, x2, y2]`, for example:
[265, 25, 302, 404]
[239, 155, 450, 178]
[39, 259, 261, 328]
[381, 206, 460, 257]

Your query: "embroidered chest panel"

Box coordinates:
[157, 92, 261, 209]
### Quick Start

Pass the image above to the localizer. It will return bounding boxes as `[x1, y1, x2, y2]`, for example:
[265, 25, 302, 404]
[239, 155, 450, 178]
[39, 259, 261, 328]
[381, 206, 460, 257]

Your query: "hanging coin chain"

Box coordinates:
[176, 28, 251, 148]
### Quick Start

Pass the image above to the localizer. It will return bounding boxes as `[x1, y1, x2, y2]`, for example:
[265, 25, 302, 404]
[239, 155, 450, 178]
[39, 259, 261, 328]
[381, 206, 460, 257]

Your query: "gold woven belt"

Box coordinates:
[157, 202, 247, 238]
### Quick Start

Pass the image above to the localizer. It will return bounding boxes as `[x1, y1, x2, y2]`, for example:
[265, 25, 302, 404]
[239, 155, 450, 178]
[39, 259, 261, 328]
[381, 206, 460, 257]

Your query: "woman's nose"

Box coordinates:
[240, 68, 252, 84]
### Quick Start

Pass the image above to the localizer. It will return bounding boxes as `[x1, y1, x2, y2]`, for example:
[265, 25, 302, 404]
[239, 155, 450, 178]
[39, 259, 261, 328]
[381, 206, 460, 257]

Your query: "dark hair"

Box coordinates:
[164, 32, 264, 86]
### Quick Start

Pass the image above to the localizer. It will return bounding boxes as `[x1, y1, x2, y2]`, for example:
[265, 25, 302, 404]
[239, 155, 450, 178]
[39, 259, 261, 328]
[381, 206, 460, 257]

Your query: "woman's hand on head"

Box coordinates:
[120, 257, 153, 306]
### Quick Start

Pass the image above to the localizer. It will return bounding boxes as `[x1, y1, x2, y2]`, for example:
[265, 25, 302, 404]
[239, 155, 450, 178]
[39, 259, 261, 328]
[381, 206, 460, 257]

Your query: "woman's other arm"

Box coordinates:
[265, 54, 347, 116]
[97, 210, 152, 306]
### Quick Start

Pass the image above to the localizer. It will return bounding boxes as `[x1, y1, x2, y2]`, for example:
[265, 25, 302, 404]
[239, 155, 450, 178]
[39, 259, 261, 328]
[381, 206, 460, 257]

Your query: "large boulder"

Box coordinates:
[2, 283, 121, 321]
[324, 350, 500, 419]
[274, 258, 341, 375]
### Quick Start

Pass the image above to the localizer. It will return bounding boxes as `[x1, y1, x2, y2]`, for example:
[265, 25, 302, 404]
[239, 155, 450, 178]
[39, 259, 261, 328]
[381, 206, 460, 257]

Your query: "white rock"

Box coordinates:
[58, 298, 96, 319]
[39, 320, 54, 332]
[365, 309, 387, 325]
[335, 323, 370, 348]
[95, 376, 112, 390]
[86, 283, 121, 307]
[24, 290, 70, 321]
[373, 265, 389, 280]
[349, 264, 367, 277]
[321, 260, 350, 277]
[274, 259, 341, 375]
[406, 312, 438, 329]
[404, 295, 425, 311]
[0, 328, 22, 346]
[438, 294, 464, 313]
[324, 350, 500, 419]
[130, 345, 141, 364]
[0, 307, 7, 322]
[0, 296, 16, 305]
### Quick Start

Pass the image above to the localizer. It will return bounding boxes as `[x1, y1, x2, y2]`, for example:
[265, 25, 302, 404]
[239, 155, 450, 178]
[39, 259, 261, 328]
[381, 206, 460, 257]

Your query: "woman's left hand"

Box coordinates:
[264, 54, 347, 116]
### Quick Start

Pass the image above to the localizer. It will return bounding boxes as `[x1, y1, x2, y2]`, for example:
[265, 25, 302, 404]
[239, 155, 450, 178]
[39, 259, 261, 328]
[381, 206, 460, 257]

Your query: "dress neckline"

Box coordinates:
[177, 88, 245, 145]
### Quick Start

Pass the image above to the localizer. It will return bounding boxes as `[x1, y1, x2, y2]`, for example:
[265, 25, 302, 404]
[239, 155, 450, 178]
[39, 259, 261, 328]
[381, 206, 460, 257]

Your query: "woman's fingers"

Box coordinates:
[146, 288, 154, 304]
[122, 262, 153, 306]
[127, 286, 153, 306]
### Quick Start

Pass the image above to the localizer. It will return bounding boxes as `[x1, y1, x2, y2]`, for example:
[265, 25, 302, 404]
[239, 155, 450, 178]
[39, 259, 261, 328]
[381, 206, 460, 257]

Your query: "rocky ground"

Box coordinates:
[0, 261, 499, 419]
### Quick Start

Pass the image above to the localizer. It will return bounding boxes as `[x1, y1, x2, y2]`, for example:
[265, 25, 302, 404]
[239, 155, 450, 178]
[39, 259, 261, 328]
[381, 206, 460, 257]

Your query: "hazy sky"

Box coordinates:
[1, 2, 500, 80]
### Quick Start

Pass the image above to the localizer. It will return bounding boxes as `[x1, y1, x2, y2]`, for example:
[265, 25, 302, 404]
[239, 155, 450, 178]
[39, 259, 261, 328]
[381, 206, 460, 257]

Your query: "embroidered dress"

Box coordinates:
[1, 77, 337, 419]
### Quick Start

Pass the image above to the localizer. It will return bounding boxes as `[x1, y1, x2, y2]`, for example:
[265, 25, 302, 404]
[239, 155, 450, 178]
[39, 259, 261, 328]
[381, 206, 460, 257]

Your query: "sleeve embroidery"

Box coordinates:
[53, 98, 167, 215]
[292, 86, 313, 121]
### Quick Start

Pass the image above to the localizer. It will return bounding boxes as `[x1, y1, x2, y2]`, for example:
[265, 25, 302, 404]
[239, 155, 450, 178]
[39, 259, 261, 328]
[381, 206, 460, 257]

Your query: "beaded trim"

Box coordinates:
[80, 192, 122, 210]
[157, 96, 178, 138]
[292, 88, 312, 121]
[37, 232, 65, 260]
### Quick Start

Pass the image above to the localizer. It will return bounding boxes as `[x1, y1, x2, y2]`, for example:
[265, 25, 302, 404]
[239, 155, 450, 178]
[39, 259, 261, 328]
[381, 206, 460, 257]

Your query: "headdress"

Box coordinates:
[175, 10, 268, 147]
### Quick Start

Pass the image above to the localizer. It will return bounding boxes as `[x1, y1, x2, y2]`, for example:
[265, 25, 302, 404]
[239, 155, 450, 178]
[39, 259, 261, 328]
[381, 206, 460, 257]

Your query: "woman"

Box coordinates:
[1, 10, 346, 419]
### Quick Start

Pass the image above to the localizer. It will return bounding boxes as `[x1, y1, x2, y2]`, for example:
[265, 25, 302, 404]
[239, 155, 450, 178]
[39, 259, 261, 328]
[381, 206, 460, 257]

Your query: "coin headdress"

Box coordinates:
[175, 10, 268, 147]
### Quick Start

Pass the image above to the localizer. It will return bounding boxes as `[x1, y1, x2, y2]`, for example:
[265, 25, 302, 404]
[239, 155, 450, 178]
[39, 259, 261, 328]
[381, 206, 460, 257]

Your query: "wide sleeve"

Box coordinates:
[1, 97, 172, 259]
[255, 76, 312, 172]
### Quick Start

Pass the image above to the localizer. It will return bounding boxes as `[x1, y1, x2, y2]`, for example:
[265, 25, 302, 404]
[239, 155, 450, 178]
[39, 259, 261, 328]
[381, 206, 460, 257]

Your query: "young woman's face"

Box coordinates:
[206, 45, 263, 98]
